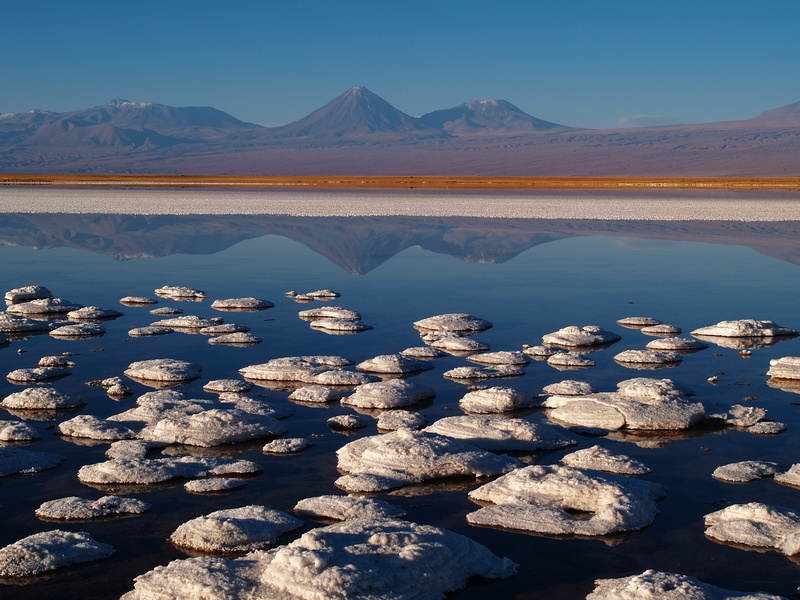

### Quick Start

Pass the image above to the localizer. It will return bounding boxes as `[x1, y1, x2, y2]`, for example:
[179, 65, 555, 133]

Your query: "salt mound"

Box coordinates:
[0, 420, 39, 441]
[561, 445, 651, 475]
[704, 502, 800, 555]
[6, 297, 82, 315]
[240, 357, 372, 386]
[169, 505, 302, 553]
[356, 354, 434, 374]
[587, 569, 784, 599]
[1, 386, 83, 409]
[263, 438, 311, 453]
[140, 408, 287, 447]
[614, 349, 683, 365]
[712, 461, 781, 483]
[646, 337, 709, 351]
[154, 285, 206, 299]
[468, 351, 530, 366]
[50, 323, 106, 338]
[400, 346, 447, 358]
[128, 326, 174, 337]
[424, 416, 575, 451]
[306, 289, 340, 298]
[640, 323, 682, 335]
[199, 323, 249, 335]
[616, 316, 662, 327]
[546, 353, 595, 368]
[458, 386, 537, 413]
[421, 332, 490, 352]
[38, 355, 76, 368]
[0, 313, 57, 332]
[108, 391, 213, 424]
[122, 518, 516, 600]
[150, 306, 182, 315]
[467, 464, 665, 535]
[522, 345, 561, 358]
[443, 365, 525, 380]
[67, 306, 123, 320]
[309, 318, 372, 333]
[124, 358, 202, 383]
[151, 315, 217, 329]
[120, 296, 157, 305]
[775, 464, 800, 487]
[106, 440, 165, 460]
[294, 495, 405, 521]
[78, 455, 262, 485]
[185, 478, 248, 494]
[0, 530, 114, 577]
[208, 332, 262, 345]
[691, 319, 797, 338]
[542, 325, 621, 347]
[342, 379, 434, 409]
[7, 366, 71, 383]
[376, 410, 427, 431]
[767, 357, 800, 381]
[336, 429, 520, 492]
[0, 446, 64, 476]
[211, 297, 274, 310]
[5, 285, 52, 302]
[288, 385, 344, 403]
[414, 313, 493, 332]
[542, 380, 596, 396]
[57, 415, 138, 440]
[298, 306, 361, 320]
[203, 379, 253, 394]
[35, 496, 151, 520]
[327, 414, 371, 431]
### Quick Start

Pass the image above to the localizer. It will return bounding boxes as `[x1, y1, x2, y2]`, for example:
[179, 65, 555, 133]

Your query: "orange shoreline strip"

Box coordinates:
[1, 174, 799, 191]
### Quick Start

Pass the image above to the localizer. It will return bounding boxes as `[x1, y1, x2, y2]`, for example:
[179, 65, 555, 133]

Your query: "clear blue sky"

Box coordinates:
[3, 0, 799, 129]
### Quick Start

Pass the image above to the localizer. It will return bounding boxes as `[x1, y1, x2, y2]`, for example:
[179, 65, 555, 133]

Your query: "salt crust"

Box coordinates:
[357, 354, 435, 374]
[0, 313, 57, 332]
[35, 495, 151, 520]
[211, 297, 274, 310]
[421, 332, 490, 352]
[122, 517, 516, 600]
[614, 349, 683, 365]
[57, 415, 137, 440]
[306, 289, 340, 298]
[414, 313, 493, 332]
[0, 420, 39, 441]
[38, 355, 76, 368]
[6, 297, 82, 315]
[616, 317, 662, 327]
[154, 285, 206, 298]
[646, 337, 709, 351]
[547, 353, 595, 368]
[586, 569, 785, 600]
[775, 464, 800, 487]
[239, 356, 372, 386]
[67, 306, 123, 320]
[459, 386, 537, 413]
[0, 530, 114, 577]
[294, 495, 405, 521]
[424, 416, 575, 451]
[124, 358, 202, 382]
[262, 438, 311, 453]
[185, 478, 248, 493]
[169, 505, 302, 553]
[560, 445, 651, 475]
[4, 285, 52, 302]
[208, 332, 262, 345]
[748, 421, 787, 435]
[140, 408, 287, 447]
[106, 440, 166, 460]
[377, 410, 427, 431]
[298, 306, 361, 320]
[151, 315, 217, 329]
[77, 455, 262, 485]
[400, 346, 448, 358]
[640, 323, 682, 335]
[543, 378, 704, 431]
[1, 386, 83, 409]
[767, 356, 800, 380]
[467, 351, 530, 366]
[204, 379, 253, 393]
[342, 379, 435, 409]
[723, 404, 767, 427]
[467, 464, 666, 535]
[0, 446, 63, 476]
[128, 326, 174, 336]
[335, 429, 520, 492]
[443, 365, 526, 380]
[6, 366, 71, 382]
[712, 461, 782, 483]
[542, 325, 621, 347]
[542, 380, 596, 396]
[327, 414, 371, 431]
[691, 319, 797, 338]
[522, 344, 560, 357]
[309, 318, 372, 332]
[120, 296, 157, 305]
[50, 323, 106, 337]
[704, 502, 800, 555]
[150, 306, 182, 315]
[288, 385, 344, 403]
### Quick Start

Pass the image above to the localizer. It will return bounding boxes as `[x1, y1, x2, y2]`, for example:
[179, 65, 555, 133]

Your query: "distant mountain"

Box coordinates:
[419, 99, 568, 134]
[263, 86, 441, 139]
[749, 101, 800, 125]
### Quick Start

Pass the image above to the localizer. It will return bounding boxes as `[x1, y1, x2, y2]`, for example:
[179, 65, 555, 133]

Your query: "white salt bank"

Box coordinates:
[414, 312, 493, 332]
[421, 332, 491, 353]
[6, 297, 82, 315]
[154, 285, 206, 299]
[124, 358, 202, 383]
[140, 408, 287, 447]
[767, 357, 800, 381]
[459, 386, 537, 413]
[67, 306, 123, 320]
[35, 496, 151, 520]
[0, 420, 39, 441]
[424, 415, 575, 451]
[211, 297, 274, 310]
[262, 437, 311, 453]
[1, 386, 83, 409]
[294, 495, 406, 521]
[376, 410, 427, 431]
[342, 379, 434, 409]
[561, 445, 651, 475]
[542, 325, 621, 347]
[692, 319, 797, 338]
[4, 285, 52, 302]
[78, 455, 261, 485]
[0, 446, 64, 477]
[712, 460, 782, 483]
[704, 502, 800, 556]
[443, 365, 526, 380]
[356, 354, 434, 374]
[0, 530, 114, 577]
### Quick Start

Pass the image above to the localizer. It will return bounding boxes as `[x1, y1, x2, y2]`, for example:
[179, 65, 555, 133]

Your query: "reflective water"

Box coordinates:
[2, 212, 800, 599]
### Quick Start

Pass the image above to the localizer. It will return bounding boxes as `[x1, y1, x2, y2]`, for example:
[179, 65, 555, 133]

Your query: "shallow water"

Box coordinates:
[2, 210, 800, 599]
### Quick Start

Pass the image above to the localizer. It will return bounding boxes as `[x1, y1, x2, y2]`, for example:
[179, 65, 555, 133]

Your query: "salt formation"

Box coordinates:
[199, 323, 250, 334]
[7, 366, 71, 382]
[128, 326, 174, 336]
[0, 446, 63, 476]
[211, 297, 274, 310]
[35, 496, 151, 520]
[0, 313, 57, 332]
[6, 297, 82, 315]
[443, 365, 526, 380]
[718, 405, 784, 434]
[712, 461, 782, 483]
[1, 386, 83, 409]
[106, 440, 165, 460]
[124, 358, 202, 383]
[67, 306, 123, 319]
[185, 478, 248, 493]
[616, 316, 662, 327]
[306, 289, 340, 298]
[646, 337, 709, 351]
[467, 464, 666, 535]
[613, 349, 683, 366]
[546, 353, 595, 368]
[356, 354, 435, 374]
[208, 332, 262, 345]
[704, 502, 800, 555]
[50, 323, 106, 337]
[767, 357, 800, 381]
[421, 332, 490, 352]
[4, 284, 52, 302]
[169, 505, 302, 552]
[376, 410, 427, 431]
[414, 312, 493, 332]
[542, 380, 596, 396]
[122, 517, 516, 600]
[458, 386, 537, 413]
[0, 530, 114, 577]
[467, 351, 530, 366]
[522, 345, 560, 358]
[543, 377, 704, 431]
[586, 569, 785, 599]
[262, 437, 311, 453]
[288, 385, 344, 403]
[78, 455, 262, 485]
[335, 429, 520, 492]
[203, 379, 253, 393]
[342, 379, 434, 409]
[542, 325, 621, 347]
[298, 306, 361, 320]
[150, 315, 217, 329]
[400, 346, 448, 358]
[309, 318, 373, 333]
[327, 414, 371, 431]
[120, 296, 157, 305]
[775, 464, 800, 487]
[0, 420, 39, 441]
[560, 445, 651, 475]
[154, 285, 206, 299]
[692, 319, 797, 338]
[424, 416, 575, 451]
[140, 408, 287, 447]
[294, 495, 406, 520]
[38, 355, 76, 368]
[240, 356, 373, 386]
[57, 415, 137, 440]
[150, 306, 182, 315]
[640, 323, 682, 335]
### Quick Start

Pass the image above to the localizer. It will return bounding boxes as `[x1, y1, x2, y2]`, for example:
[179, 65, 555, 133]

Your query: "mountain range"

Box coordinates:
[1, 86, 798, 175]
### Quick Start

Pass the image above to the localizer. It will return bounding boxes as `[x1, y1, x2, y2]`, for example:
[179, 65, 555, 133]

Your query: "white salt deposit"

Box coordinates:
[0, 313, 57, 332]
[67, 306, 123, 320]
[614, 349, 683, 365]
[767, 356, 800, 380]
[0, 446, 63, 476]
[467, 464, 665, 535]
[704, 502, 800, 555]
[262, 437, 311, 453]
[458, 386, 537, 413]
[239, 356, 370, 385]
[106, 440, 165, 460]
[128, 326, 174, 336]
[336, 429, 520, 492]
[5, 285, 52, 302]
[0, 530, 114, 577]
[120, 296, 157, 305]
[356, 354, 435, 374]
[203, 379, 253, 394]
[400, 346, 448, 358]
[712, 460, 782, 483]
[443, 365, 526, 380]
[288, 385, 344, 403]
[522, 344, 561, 357]
[199, 323, 250, 334]
[691, 319, 797, 338]
[78, 455, 262, 485]
[546, 353, 596, 368]
[50, 323, 106, 337]
[307, 289, 340, 298]
[0, 420, 39, 441]
[327, 414, 371, 431]
[294, 495, 406, 521]
[542, 380, 596, 396]
[57, 415, 138, 440]
[723, 404, 767, 427]
[748, 421, 788, 435]
[542, 325, 621, 347]
[560, 445, 651, 475]
[640, 323, 682, 335]
[414, 312, 492, 332]
[108, 391, 212, 424]
[150, 306, 182, 315]
[38, 355, 76, 368]
[376, 410, 427, 431]
[586, 569, 785, 599]
[124, 358, 202, 383]
[1, 386, 83, 409]
[35, 496, 151, 520]
[646, 337, 709, 351]
[298, 306, 361, 320]
[154, 285, 206, 299]
[309, 317, 373, 333]
[775, 464, 800, 487]
[6, 297, 82, 315]
[425, 416, 575, 451]
[169, 505, 302, 552]
[208, 331, 262, 345]
[421, 332, 491, 352]
[7, 366, 71, 382]
[184, 478, 248, 493]
[342, 379, 435, 409]
[211, 297, 274, 310]
[616, 316, 662, 327]
[140, 408, 287, 447]
[467, 351, 530, 366]
[150, 315, 218, 329]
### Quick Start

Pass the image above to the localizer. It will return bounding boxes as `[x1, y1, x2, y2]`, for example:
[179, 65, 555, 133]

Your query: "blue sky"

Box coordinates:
[3, 0, 799, 129]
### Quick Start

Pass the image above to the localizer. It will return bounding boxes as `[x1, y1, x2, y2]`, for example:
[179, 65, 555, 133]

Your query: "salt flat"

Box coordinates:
[2, 187, 800, 220]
